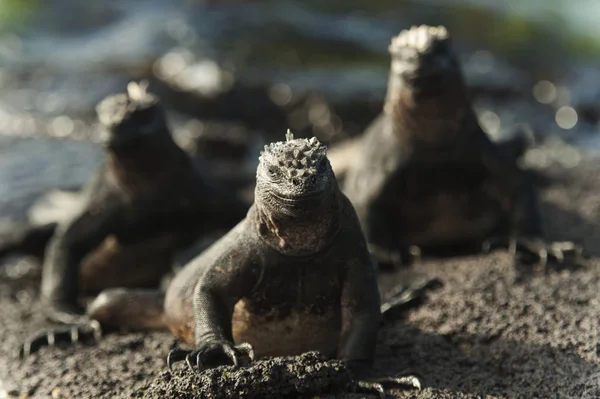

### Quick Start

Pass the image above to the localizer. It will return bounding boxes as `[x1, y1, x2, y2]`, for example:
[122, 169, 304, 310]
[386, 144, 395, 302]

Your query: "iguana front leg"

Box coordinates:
[167, 251, 258, 371]
[339, 253, 421, 395]
[41, 198, 125, 324]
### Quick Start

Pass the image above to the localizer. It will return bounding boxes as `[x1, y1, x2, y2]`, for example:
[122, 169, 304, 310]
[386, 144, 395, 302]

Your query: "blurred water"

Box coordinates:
[0, 135, 102, 224]
[1, 0, 600, 222]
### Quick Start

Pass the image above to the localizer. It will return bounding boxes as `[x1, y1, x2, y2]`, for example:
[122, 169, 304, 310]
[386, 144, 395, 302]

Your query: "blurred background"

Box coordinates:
[1, 0, 600, 225]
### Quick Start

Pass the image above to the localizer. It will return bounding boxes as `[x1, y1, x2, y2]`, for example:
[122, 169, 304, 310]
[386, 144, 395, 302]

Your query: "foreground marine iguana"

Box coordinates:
[21, 131, 433, 395]
[163, 131, 430, 393]
[20, 82, 248, 331]
[333, 25, 581, 268]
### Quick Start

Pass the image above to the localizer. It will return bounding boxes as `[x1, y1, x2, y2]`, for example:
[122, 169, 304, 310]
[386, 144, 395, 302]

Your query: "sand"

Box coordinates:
[0, 158, 599, 399]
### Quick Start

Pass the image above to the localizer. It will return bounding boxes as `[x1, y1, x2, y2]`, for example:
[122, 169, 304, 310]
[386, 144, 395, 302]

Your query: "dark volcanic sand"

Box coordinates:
[1, 159, 600, 399]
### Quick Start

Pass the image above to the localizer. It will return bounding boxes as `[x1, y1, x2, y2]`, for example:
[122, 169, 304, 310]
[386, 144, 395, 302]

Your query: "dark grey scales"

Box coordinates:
[18, 130, 431, 396]
[164, 131, 424, 396]
[331, 25, 582, 269]
[18, 82, 249, 356]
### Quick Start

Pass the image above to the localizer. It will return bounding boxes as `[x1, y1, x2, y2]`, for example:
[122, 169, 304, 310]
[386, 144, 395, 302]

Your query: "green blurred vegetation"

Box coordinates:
[229, 0, 600, 72]
[0, 0, 40, 32]
[446, 0, 600, 60]
[1, 0, 600, 70]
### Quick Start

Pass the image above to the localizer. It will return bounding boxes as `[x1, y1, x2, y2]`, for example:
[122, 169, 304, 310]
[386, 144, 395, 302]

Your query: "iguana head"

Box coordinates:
[96, 81, 170, 149]
[388, 25, 459, 87]
[255, 130, 334, 217]
[384, 25, 472, 141]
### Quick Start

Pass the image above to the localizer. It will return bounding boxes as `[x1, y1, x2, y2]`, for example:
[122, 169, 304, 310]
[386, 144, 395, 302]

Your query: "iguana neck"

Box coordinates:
[253, 188, 342, 257]
[383, 71, 473, 144]
[107, 139, 190, 197]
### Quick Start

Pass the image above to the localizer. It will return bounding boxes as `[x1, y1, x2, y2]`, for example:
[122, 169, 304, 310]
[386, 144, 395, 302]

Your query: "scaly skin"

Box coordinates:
[20, 131, 431, 394]
[337, 25, 582, 269]
[165, 131, 380, 365]
[164, 131, 422, 394]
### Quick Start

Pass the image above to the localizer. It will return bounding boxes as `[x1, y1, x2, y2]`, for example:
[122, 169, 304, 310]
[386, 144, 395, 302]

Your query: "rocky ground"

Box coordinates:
[1, 157, 599, 399]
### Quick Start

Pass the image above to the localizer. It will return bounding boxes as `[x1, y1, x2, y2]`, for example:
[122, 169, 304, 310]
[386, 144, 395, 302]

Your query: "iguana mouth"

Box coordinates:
[269, 188, 325, 208]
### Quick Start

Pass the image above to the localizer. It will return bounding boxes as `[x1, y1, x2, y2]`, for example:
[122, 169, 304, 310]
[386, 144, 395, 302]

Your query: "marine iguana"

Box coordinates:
[332, 25, 581, 268]
[0, 91, 259, 263]
[163, 130, 424, 393]
[21, 131, 433, 395]
[22, 82, 248, 328]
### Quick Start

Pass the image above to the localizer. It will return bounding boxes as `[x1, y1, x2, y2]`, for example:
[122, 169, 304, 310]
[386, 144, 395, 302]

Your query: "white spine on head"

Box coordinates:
[388, 25, 449, 54]
[127, 80, 150, 101]
[285, 129, 294, 142]
[257, 130, 328, 180]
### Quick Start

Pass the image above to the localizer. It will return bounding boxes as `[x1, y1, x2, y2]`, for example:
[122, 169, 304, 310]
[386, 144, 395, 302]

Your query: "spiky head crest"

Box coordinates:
[96, 81, 159, 127]
[258, 130, 327, 181]
[255, 130, 333, 214]
[96, 81, 168, 147]
[389, 25, 450, 56]
[386, 24, 461, 89]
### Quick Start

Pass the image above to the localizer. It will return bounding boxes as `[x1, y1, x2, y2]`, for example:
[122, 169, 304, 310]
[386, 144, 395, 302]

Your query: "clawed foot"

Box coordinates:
[482, 236, 583, 270]
[19, 320, 102, 358]
[380, 278, 443, 320]
[354, 374, 422, 397]
[167, 341, 255, 372]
